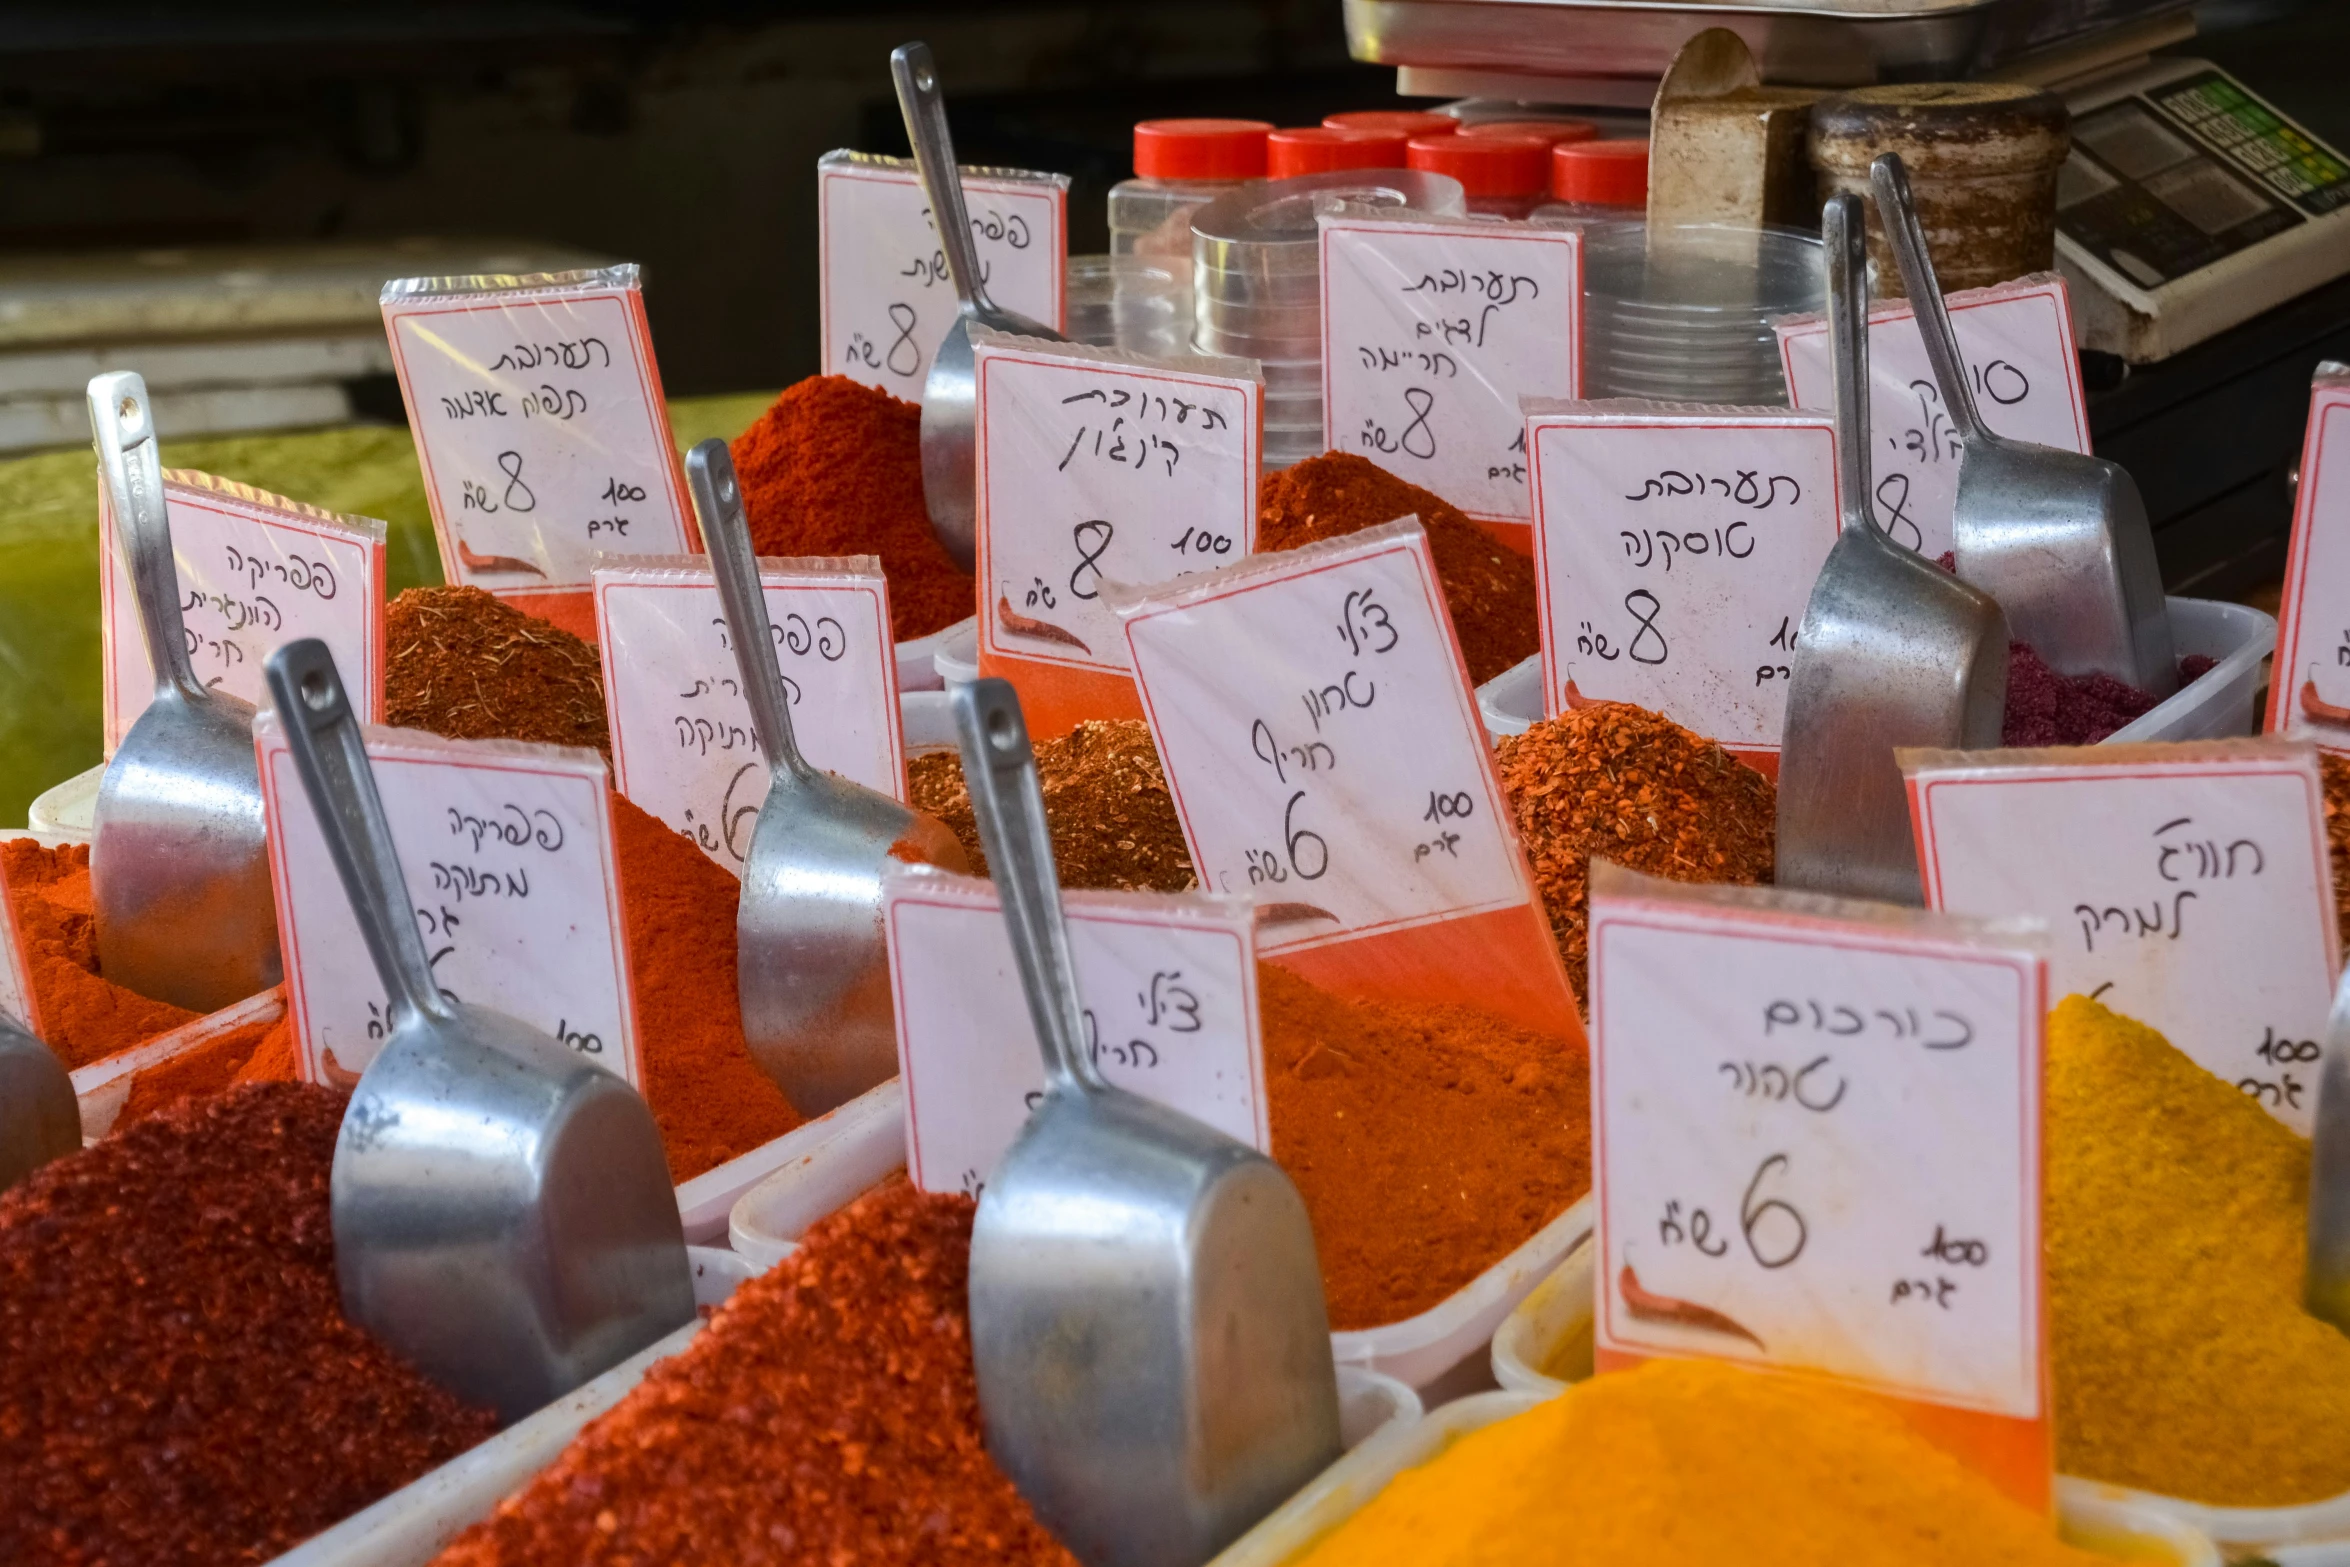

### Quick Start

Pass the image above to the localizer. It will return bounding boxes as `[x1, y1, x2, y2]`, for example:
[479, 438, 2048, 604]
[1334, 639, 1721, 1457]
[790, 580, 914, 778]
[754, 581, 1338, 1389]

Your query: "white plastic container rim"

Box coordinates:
[896, 614, 974, 694]
[933, 618, 980, 689]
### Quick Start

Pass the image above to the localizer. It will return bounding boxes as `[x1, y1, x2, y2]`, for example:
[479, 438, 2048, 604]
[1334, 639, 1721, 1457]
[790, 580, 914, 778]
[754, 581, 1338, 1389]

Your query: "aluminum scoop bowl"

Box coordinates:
[1871, 153, 2175, 698]
[265, 637, 691, 1425]
[0, 1015, 77, 1195]
[1776, 193, 2008, 907]
[684, 437, 968, 1116]
[958, 676, 1341, 1567]
[87, 370, 281, 1013]
[892, 40, 1069, 573]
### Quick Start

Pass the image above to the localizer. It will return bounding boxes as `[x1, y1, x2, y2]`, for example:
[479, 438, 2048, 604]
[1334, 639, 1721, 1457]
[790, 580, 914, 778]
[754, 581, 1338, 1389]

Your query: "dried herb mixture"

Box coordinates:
[906, 719, 1194, 893]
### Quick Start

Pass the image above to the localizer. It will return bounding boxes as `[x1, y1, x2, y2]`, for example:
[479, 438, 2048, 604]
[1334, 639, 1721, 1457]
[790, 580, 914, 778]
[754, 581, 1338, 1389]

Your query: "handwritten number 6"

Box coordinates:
[1741, 1154, 1807, 1270]
[1284, 791, 1328, 882]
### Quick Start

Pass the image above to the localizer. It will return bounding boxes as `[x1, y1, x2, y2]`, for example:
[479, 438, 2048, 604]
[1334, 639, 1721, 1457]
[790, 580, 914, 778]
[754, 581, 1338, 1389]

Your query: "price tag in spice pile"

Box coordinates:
[593, 555, 903, 875]
[1905, 738, 2339, 1134]
[1776, 273, 2088, 563]
[818, 150, 1068, 399]
[380, 264, 695, 629]
[255, 714, 639, 1089]
[1319, 214, 1581, 544]
[1526, 403, 1839, 765]
[1589, 863, 2050, 1507]
[883, 866, 1265, 1197]
[2266, 362, 2350, 748]
[973, 329, 1259, 728]
[100, 470, 386, 755]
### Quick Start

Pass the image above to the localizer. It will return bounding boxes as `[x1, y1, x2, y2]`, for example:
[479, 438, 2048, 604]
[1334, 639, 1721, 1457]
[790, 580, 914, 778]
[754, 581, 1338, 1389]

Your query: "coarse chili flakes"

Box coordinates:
[906, 719, 1195, 893]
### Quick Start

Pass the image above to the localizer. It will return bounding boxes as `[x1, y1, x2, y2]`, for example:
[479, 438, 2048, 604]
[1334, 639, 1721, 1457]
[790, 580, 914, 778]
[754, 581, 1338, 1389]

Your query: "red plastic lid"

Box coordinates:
[1404, 132, 1551, 198]
[1132, 119, 1272, 180]
[1267, 125, 1411, 178]
[1324, 110, 1459, 139]
[1459, 118, 1598, 147]
[1552, 139, 1650, 206]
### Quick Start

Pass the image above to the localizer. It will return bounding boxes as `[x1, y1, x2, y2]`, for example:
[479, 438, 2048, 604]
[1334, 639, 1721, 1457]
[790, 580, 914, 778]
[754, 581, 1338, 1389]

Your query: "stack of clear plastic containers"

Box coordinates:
[1064, 254, 1187, 357]
[1580, 222, 1824, 405]
[1109, 119, 1271, 339]
[1190, 168, 1468, 469]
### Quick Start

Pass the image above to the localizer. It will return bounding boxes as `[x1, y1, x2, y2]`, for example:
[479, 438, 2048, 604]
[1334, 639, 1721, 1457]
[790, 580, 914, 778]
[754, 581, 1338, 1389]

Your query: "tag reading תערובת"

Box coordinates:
[1775, 273, 2089, 563]
[594, 555, 903, 875]
[1588, 863, 2050, 1507]
[1526, 404, 1839, 763]
[884, 867, 1265, 1197]
[1905, 737, 2340, 1134]
[100, 471, 385, 754]
[2266, 363, 2350, 748]
[256, 714, 640, 1088]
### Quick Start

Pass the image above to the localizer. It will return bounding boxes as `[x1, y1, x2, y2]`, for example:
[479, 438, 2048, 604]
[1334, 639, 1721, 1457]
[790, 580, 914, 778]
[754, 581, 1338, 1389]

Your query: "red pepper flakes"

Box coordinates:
[0, 1082, 498, 1567]
[432, 1181, 1079, 1567]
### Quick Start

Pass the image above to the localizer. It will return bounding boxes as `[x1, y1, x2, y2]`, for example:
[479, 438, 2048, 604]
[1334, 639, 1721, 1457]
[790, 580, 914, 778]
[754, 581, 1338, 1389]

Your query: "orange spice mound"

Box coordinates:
[1261, 962, 1591, 1330]
[732, 375, 977, 642]
[0, 838, 199, 1069]
[113, 996, 299, 1132]
[612, 793, 803, 1181]
[1259, 452, 1539, 685]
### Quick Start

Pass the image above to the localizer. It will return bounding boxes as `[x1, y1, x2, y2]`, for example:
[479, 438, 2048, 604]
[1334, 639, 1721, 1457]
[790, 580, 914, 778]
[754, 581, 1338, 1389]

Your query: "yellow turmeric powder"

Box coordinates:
[1291, 1358, 2102, 1567]
[2049, 994, 2350, 1505]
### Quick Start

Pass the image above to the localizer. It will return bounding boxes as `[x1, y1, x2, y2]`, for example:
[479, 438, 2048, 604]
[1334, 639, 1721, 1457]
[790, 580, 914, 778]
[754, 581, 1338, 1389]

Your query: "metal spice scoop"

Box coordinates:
[1777, 193, 2008, 906]
[263, 637, 691, 1425]
[1871, 153, 2176, 698]
[87, 371, 281, 1012]
[0, 1015, 77, 1193]
[892, 40, 1069, 573]
[685, 437, 968, 1115]
[2306, 964, 2350, 1332]
[958, 676, 1340, 1567]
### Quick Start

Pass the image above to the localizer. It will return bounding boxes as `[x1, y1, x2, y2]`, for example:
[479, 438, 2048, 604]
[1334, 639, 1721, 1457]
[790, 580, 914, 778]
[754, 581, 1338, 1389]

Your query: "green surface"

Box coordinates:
[0, 390, 778, 827]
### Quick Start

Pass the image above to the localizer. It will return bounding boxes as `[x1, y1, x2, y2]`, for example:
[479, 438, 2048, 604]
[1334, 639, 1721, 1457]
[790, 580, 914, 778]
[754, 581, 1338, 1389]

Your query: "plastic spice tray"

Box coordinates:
[1475, 597, 2278, 744]
[895, 615, 972, 693]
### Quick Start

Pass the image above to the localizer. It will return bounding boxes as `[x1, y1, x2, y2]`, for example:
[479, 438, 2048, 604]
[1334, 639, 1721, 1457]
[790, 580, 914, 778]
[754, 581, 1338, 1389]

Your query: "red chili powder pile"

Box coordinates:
[0, 838, 199, 1069]
[112, 996, 300, 1133]
[431, 1181, 1079, 1567]
[732, 375, 977, 642]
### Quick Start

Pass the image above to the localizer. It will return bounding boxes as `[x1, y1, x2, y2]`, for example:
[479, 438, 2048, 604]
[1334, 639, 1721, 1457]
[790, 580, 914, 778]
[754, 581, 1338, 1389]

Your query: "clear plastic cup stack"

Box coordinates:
[1064, 254, 1188, 358]
[1580, 222, 1824, 406]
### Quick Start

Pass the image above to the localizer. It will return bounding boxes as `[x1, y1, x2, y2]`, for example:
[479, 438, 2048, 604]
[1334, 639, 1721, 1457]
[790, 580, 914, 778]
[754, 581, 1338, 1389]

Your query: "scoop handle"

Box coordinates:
[952, 677, 1101, 1095]
[684, 439, 811, 783]
[891, 42, 993, 316]
[264, 638, 454, 1029]
[1824, 192, 1889, 546]
[87, 371, 205, 705]
[1869, 154, 1991, 447]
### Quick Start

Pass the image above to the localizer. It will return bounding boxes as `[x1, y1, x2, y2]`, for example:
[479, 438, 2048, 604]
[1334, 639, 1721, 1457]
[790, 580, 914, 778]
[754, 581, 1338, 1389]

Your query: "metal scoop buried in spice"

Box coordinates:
[86, 370, 282, 1012]
[685, 437, 968, 1116]
[957, 676, 1341, 1567]
[1776, 194, 2007, 905]
[263, 638, 693, 1425]
[0, 1014, 77, 1193]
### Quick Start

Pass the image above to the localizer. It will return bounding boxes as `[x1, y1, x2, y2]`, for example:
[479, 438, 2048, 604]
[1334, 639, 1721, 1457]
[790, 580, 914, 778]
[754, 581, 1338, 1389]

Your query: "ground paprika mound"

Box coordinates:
[431, 1181, 1079, 1567]
[905, 719, 1195, 893]
[731, 375, 977, 642]
[1258, 452, 1538, 685]
[1493, 703, 1776, 1006]
[385, 584, 611, 759]
[1261, 962, 1590, 1329]
[112, 989, 298, 1131]
[0, 1082, 498, 1567]
[0, 837, 200, 1067]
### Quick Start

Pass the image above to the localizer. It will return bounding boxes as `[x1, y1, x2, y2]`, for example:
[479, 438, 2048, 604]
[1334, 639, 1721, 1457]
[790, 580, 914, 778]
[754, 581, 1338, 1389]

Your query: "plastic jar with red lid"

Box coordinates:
[1266, 125, 1411, 178]
[1542, 139, 1650, 219]
[1110, 119, 1272, 263]
[1324, 109, 1459, 139]
[1405, 132, 1553, 219]
[1459, 118, 1597, 148]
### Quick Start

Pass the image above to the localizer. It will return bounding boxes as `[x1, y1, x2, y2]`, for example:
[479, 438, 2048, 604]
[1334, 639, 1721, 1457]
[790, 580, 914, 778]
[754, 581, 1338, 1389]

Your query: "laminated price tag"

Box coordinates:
[1905, 738, 2339, 1134]
[1775, 273, 2088, 563]
[1525, 403, 1839, 769]
[2267, 362, 2350, 747]
[1113, 518, 1582, 1038]
[593, 555, 904, 875]
[1589, 864, 2049, 1508]
[973, 329, 1260, 733]
[100, 470, 386, 755]
[1319, 214, 1582, 548]
[817, 150, 1068, 400]
[256, 715, 639, 1088]
[884, 867, 1266, 1195]
[381, 264, 695, 638]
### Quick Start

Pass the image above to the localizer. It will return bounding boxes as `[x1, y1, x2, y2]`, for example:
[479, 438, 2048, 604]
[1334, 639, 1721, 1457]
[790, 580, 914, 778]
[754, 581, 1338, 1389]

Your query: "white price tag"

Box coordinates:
[818, 151, 1068, 400]
[257, 715, 639, 1088]
[1907, 739, 2340, 1133]
[1590, 868, 2048, 1448]
[594, 555, 904, 875]
[2267, 365, 2350, 748]
[1527, 406, 1839, 758]
[885, 868, 1266, 1196]
[975, 332, 1259, 676]
[1775, 274, 2089, 562]
[381, 265, 695, 597]
[1319, 216, 1582, 536]
[100, 471, 385, 755]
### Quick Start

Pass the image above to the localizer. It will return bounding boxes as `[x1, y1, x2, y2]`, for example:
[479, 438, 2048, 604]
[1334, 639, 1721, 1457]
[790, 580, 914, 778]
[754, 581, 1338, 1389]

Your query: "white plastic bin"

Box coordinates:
[725, 1076, 908, 1269]
[27, 765, 100, 840]
[933, 618, 979, 689]
[900, 688, 956, 754]
[896, 616, 973, 693]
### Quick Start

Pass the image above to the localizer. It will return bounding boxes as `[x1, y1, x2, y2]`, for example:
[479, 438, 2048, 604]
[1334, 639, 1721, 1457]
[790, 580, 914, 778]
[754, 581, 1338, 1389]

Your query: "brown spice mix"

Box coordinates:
[2324, 755, 2350, 943]
[385, 584, 611, 759]
[905, 719, 1195, 893]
